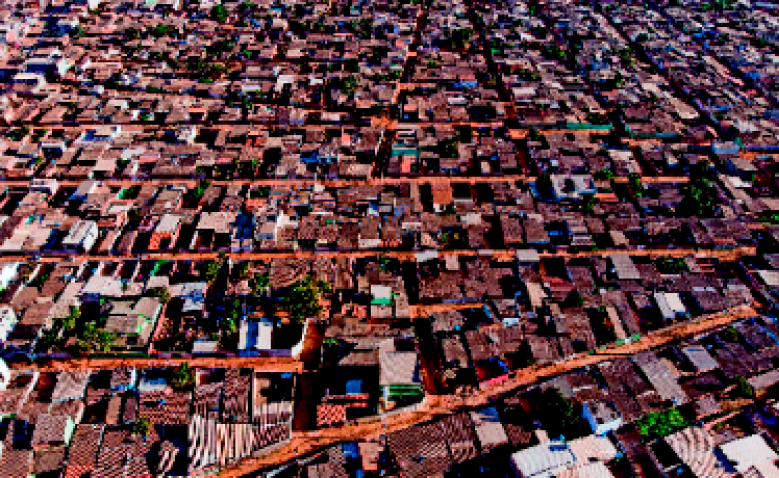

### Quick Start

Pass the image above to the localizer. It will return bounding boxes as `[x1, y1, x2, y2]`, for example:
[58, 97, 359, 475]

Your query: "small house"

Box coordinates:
[582, 400, 622, 436]
[62, 220, 98, 253]
[31, 414, 75, 448]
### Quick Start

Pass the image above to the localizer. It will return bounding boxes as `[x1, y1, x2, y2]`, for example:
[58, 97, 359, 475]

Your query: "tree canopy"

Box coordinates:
[170, 363, 195, 390]
[636, 408, 689, 440]
[145, 287, 171, 303]
[76, 323, 116, 353]
[278, 275, 332, 322]
[132, 417, 153, 437]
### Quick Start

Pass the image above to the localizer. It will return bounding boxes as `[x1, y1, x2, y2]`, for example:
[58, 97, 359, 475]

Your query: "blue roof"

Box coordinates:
[345, 378, 363, 395]
[342, 441, 361, 459]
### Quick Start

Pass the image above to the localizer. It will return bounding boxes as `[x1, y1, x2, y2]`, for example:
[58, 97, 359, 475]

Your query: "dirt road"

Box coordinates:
[215, 304, 757, 476]
[0, 172, 703, 189]
[10, 355, 303, 373]
[0, 245, 757, 265]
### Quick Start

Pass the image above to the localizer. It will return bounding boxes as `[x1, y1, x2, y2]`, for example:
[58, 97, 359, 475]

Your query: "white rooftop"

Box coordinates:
[719, 434, 779, 474]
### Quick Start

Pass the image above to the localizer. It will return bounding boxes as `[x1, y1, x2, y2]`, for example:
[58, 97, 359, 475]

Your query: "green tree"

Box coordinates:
[580, 193, 597, 213]
[734, 375, 756, 398]
[534, 173, 553, 199]
[450, 28, 473, 50]
[679, 182, 717, 217]
[132, 416, 153, 437]
[436, 135, 460, 158]
[222, 316, 238, 335]
[535, 388, 585, 435]
[238, 1, 257, 11]
[61, 305, 81, 331]
[527, 128, 549, 149]
[636, 408, 689, 440]
[628, 173, 643, 198]
[151, 24, 177, 38]
[146, 287, 171, 304]
[8, 126, 30, 141]
[125, 27, 141, 40]
[250, 273, 270, 295]
[378, 254, 391, 272]
[234, 261, 251, 279]
[593, 168, 614, 181]
[565, 290, 585, 308]
[170, 363, 195, 390]
[76, 323, 116, 353]
[278, 276, 331, 322]
[210, 4, 228, 22]
[721, 326, 740, 343]
[339, 75, 359, 95]
[202, 260, 223, 283]
[358, 18, 373, 39]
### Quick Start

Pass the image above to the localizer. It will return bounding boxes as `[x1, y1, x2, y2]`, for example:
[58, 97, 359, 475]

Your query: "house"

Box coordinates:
[23, 49, 71, 77]
[632, 352, 688, 405]
[0, 449, 32, 478]
[470, 407, 509, 453]
[748, 369, 779, 392]
[663, 427, 731, 478]
[0, 262, 19, 289]
[582, 400, 622, 436]
[549, 175, 597, 201]
[378, 343, 422, 403]
[63, 424, 105, 478]
[370, 285, 393, 307]
[516, 249, 541, 266]
[56, 18, 79, 36]
[71, 180, 98, 201]
[51, 372, 90, 402]
[41, 140, 67, 158]
[104, 297, 162, 350]
[192, 339, 219, 354]
[110, 368, 137, 392]
[654, 292, 689, 322]
[726, 158, 758, 181]
[29, 178, 58, 195]
[174, 282, 207, 317]
[680, 345, 719, 373]
[510, 435, 618, 478]
[80, 276, 124, 302]
[31, 414, 75, 448]
[149, 214, 182, 251]
[11, 72, 47, 90]
[609, 254, 641, 281]
[238, 319, 274, 355]
[757, 270, 779, 293]
[138, 369, 168, 393]
[62, 220, 98, 253]
[0, 305, 17, 343]
[430, 182, 454, 212]
[719, 434, 779, 475]
[0, 359, 10, 391]
[75, 126, 122, 145]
